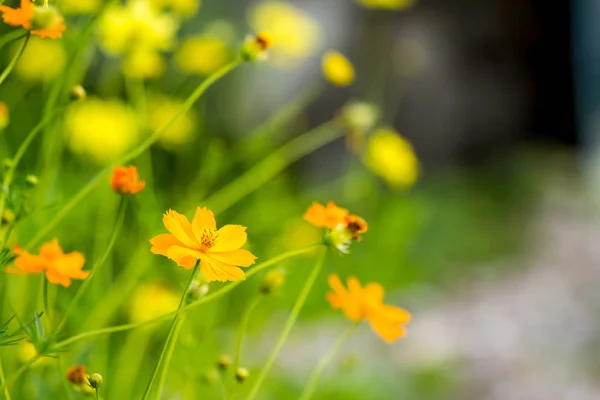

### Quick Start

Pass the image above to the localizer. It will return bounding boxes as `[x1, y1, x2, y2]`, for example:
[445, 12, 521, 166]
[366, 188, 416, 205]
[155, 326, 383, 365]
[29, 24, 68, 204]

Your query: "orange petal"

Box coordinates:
[40, 239, 63, 260]
[326, 293, 342, 309]
[374, 305, 412, 325]
[56, 252, 85, 273]
[369, 318, 406, 343]
[191, 207, 217, 240]
[346, 276, 363, 297]
[14, 253, 46, 273]
[327, 274, 346, 297]
[211, 225, 247, 252]
[45, 269, 71, 288]
[165, 246, 201, 269]
[200, 257, 245, 282]
[208, 249, 256, 267]
[150, 233, 183, 257]
[364, 283, 384, 304]
[163, 210, 198, 248]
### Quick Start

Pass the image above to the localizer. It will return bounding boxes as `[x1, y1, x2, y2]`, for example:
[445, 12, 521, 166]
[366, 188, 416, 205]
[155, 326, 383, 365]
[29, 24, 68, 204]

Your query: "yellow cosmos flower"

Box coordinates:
[150, 207, 257, 282]
[249, 1, 320, 67]
[146, 94, 196, 149]
[98, 0, 178, 55]
[14, 36, 66, 81]
[322, 51, 355, 86]
[327, 274, 411, 343]
[122, 48, 165, 78]
[129, 282, 179, 323]
[358, 0, 415, 11]
[64, 98, 139, 165]
[364, 128, 419, 189]
[175, 35, 230, 76]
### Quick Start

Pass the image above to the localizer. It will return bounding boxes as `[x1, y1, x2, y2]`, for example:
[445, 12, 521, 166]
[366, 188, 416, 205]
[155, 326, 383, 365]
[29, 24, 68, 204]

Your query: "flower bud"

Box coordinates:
[0, 102, 9, 130]
[66, 365, 87, 385]
[187, 279, 210, 303]
[25, 174, 39, 187]
[322, 51, 355, 87]
[241, 32, 272, 62]
[32, 6, 61, 30]
[1, 210, 15, 227]
[338, 102, 379, 152]
[3, 158, 14, 170]
[70, 85, 87, 101]
[88, 373, 103, 389]
[260, 268, 285, 295]
[217, 355, 231, 371]
[325, 223, 353, 254]
[235, 367, 249, 383]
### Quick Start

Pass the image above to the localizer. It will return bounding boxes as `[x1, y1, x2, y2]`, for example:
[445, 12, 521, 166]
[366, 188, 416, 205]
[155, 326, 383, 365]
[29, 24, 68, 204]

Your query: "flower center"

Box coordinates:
[200, 228, 218, 250]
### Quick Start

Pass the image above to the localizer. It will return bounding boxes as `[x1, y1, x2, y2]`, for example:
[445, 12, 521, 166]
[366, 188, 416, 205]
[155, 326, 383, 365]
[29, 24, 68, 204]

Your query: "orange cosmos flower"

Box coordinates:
[327, 274, 411, 343]
[0, 0, 66, 39]
[111, 166, 145, 195]
[150, 207, 257, 282]
[303, 201, 349, 230]
[5, 239, 88, 287]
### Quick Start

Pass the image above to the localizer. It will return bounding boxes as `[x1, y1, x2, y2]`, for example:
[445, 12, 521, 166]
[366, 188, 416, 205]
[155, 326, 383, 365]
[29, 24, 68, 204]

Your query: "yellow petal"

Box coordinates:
[166, 246, 201, 269]
[208, 249, 256, 267]
[369, 318, 406, 343]
[364, 283, 384, 304]
[150, 233, 183, 257]
[211, 225, 247, 252]
[200, 257, 245, 282]
[374, 305, 411, 325]
[40, 238, 63, 260]
[56, 252, 86, 274]
[326, 293, 342, 309]
[45, 269, 71, 287]
[163, 210, 198, 248]
[191, 207, 217, 240]
[346, 276, 363, 297]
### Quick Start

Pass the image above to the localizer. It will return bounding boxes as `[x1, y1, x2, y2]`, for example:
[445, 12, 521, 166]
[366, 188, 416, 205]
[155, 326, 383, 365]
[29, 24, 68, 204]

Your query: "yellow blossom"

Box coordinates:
[322, 51, 355, 86]
[249, 1, 321, 67]
[122, 48, 165, 78]
[129, 282, 180, 323]
[364, 128, 419, 189]
[64, 98, 139, 165]
[98, 0, 178, 55]
[18, 343, 52, 367]
[59, 0, 102, 15]
[146, 94, 197, 149]
[175, 35, 230, 76]
[358, 0, 415, 11]
[14, 36, 66, 81]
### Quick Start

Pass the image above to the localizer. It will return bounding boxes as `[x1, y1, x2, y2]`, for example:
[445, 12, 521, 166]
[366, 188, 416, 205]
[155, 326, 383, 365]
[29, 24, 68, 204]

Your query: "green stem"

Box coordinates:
[0, 354, 40, 397]
[0, 34, 29, 87]
[298, 324, 357, 400]
[54, 199, 127, 334]
[153, 316, 185, 399]
[0, 106, 67, 248]
[233, 296, 262, 372]
[57, 355, 75, 400]
[95, 388, 99, 400]
[141, 262, 199, 400]
[54, 243, 323, 349]
[0, 355, 10, 400]
[205, 121, 343, 215]
[24, 58, 243, 251]
[0, 29, 27, 50]
[246, 248, 328, 400]
[42, 278, 50, 325]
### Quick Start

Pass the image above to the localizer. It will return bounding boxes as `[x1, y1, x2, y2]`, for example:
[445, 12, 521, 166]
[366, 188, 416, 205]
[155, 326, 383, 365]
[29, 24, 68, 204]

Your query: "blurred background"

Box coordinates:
[2, 0, 599, 399]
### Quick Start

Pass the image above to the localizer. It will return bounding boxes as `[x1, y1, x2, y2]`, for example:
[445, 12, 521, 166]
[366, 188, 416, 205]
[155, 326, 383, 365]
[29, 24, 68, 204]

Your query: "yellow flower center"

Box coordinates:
[200, 228, 218, 250]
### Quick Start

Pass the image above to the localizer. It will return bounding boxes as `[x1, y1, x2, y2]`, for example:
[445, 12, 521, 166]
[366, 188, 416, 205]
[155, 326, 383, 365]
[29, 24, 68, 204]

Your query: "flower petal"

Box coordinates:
[200, 257, 245, 282]
[40, 239, 63, 260]
[166, 246, 201, 269]
[56, 252, 89, 279]
[191, 207, 217, 240]
[326, 293, 342, 309]
[163, 210, 198, 248]
[364, 283, 384, 304]
[374, 305, 412, 325]
[45, 269, 71, 288]
[208, 249, 256, 267]
[369, 318, 406, 343]
[150, 233, 184, 257]
[14, 253, 46, 273]
[211, 225, 247, 252]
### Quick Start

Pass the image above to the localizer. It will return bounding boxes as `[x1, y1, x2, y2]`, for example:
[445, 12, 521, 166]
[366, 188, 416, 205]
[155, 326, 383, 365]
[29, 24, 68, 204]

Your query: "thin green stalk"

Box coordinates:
[0, 29, 27, 50]
[0, 107, 68, 247]
[246, 248, 328, 400]
[0, 354, 40, 397]
[233, 296, 262, 372]
[0, 355, 11, 400]
[0, 34, 29, 87]
[141, 263, 200, 400]
[218, 374, 228, 400]
[57, 356, 75, 400]
[54, 199, 127, 333]
[42, 278, 50, 325]
[204, 121, 343, 216]
[153, 316, 185, 399]
[95, 388, 99, 400]
[298, 324, 357, 400]
[25, 58, 243, 251]
[54, 243, 323, 349]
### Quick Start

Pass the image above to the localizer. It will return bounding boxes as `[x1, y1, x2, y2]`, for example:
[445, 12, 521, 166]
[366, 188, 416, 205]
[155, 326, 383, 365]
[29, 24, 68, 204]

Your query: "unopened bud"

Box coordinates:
[187, 279, 210, 302]
[1, 210, 15, 226]
[235, 367, 249, 383]
[88, 373, 103, 389]
[0, 102, 9, 130]
[25, 174, 39, 187]
[217, 355, 231, 371]
[3, 158, 13, 170]
[260, 268, 285, 295]
[203, 369, 219, 385]
[32, 6, 61, 30]
[70, 85, 87, 101]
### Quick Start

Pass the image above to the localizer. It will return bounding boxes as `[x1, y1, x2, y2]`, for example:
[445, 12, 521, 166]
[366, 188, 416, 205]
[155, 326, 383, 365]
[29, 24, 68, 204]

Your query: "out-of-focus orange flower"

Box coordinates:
[5, 239, 88, 287]
[343, 215, 368, 240]
[67, 365, 88, 385]
[303, 201, 349, 230]
[0, 0, 66, 39]
[327, 274, 411, 343]
[150, 207, 257, 282]
[111, 165, 145, 195]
